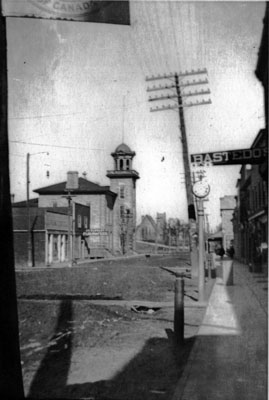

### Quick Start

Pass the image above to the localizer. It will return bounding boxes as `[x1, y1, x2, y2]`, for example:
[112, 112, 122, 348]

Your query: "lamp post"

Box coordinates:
[26, 151, 49, 267]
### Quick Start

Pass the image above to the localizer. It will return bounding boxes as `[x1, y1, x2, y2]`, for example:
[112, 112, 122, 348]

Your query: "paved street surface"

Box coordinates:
[172, 260, 268, 400]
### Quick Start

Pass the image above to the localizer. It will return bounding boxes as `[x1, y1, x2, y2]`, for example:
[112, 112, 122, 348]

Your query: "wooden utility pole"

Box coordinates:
[0, 14, 25, 399]
[146, 69, 211, 275]
[197, 199, 206, 302]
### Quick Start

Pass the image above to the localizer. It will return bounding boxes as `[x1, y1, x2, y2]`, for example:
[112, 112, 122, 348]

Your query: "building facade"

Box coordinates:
[232, 130, 268, 272]
[12, 205, 69, 268]
[13, 143, 139, 266]
[107, 143, 139, 254]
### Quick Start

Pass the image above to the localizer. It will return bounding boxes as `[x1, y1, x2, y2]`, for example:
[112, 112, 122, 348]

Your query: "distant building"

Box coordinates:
[13, 143, 139, 267]
[156, 213, 167, 243]
[136, 215, 156, 242]
[220, 195, 236, 251]
[136, 213, 189, 249]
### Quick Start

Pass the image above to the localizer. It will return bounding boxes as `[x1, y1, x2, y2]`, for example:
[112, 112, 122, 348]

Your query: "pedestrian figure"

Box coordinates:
[219, 247, 225, 259]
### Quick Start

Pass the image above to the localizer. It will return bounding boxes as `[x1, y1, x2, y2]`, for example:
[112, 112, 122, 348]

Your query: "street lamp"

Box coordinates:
[26, 151, 49, 267]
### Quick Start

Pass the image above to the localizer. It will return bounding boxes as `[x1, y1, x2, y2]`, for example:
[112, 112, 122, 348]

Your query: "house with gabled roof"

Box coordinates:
[136, 215, 157, 242]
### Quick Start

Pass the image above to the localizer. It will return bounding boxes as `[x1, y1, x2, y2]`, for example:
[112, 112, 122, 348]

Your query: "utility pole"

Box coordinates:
[146, 69, 211, 275]
[197, 198, 206, 302]
[63, 191, 75, 267]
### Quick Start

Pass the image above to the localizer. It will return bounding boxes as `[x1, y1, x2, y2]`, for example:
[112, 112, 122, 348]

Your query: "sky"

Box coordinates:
[6, 0, 266, 230]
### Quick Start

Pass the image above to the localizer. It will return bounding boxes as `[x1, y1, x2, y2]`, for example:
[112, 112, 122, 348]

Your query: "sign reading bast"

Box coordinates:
[191, 147, 268, 166]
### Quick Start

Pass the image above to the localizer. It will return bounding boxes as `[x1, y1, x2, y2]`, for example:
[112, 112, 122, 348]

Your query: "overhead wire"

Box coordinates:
[9, 140, 104, 151]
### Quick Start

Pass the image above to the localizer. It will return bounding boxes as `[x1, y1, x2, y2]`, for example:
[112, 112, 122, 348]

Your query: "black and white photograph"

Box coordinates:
[0, 0, 268, 399]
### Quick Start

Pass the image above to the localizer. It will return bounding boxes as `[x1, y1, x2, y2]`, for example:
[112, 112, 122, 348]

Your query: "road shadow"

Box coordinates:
[65, 335, 195, 400]
[28, 299, 73, 399]
[27, 319, 195, 400]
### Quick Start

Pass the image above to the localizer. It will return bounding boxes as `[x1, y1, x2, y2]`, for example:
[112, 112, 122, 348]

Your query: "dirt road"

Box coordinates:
[17, 255, 211, 399]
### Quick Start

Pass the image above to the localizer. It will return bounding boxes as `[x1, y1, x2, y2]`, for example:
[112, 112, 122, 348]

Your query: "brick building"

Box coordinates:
[13, 143, 139, 266]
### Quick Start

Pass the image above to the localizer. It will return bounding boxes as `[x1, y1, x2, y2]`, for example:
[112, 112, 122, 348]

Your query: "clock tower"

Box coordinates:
[107, 143, 139, 254]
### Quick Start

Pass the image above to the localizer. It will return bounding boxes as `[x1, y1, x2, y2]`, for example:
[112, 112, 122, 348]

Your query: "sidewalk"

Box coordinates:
[172, 260, 268, 400]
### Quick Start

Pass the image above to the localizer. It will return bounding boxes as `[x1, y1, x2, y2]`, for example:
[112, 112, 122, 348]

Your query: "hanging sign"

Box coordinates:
[191, 147, 268, 166]
[1, 0, 130, 25]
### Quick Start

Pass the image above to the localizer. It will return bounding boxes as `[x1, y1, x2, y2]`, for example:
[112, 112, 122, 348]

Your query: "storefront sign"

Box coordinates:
[191, 147, 268, 166]
[2, 0, 130, 25]
[83, 229, 108, 236]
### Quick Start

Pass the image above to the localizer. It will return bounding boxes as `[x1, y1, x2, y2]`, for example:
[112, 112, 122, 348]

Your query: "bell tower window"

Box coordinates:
[119, 159, 124, 170]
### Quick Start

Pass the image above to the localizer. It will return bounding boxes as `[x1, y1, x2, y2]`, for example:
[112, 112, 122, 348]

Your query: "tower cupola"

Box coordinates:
[111, 143, 136, 171]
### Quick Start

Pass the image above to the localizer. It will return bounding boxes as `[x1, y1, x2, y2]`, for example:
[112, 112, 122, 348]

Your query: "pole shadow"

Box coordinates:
[28, 299, 73, 399]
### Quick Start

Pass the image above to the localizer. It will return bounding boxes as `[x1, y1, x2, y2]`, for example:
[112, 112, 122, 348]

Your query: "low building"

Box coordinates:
[12, 204, 69, 268]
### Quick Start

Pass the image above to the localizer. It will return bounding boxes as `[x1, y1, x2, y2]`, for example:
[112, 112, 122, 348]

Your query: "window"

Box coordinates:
[120, 205, 125, 218]
[120, 185, 125, 199]
[126, 159, 130, 170]
[119, 159, 124, 170]
[84, 216, 88, 229]
[77, 214, 82, 228]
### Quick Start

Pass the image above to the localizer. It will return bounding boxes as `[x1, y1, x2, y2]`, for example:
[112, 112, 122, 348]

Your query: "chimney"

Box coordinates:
[66, 171, 79, 191]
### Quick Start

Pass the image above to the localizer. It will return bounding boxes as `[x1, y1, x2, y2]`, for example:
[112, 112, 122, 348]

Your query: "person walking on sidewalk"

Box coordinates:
[218, 246, 225, 259]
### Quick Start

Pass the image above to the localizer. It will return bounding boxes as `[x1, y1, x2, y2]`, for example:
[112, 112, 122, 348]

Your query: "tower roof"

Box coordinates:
[113, 143, 135, 156]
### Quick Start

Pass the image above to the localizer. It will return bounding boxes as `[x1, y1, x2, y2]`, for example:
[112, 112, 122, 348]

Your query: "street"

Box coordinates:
[17, 254, 211, 399]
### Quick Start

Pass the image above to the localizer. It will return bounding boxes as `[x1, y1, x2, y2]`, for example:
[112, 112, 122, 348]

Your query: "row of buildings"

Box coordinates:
[13, 143, 140, 267]
[232, 5, 268, 273]
[136, 213, 190, 248]
[232, 129, 268, 272]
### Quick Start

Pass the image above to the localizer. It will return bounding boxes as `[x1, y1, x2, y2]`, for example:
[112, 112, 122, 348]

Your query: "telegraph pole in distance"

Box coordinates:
[146, 69, 211, 276]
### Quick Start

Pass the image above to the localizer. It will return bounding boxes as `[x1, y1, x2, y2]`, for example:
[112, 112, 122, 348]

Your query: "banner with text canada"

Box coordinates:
[2, 0, 130, 25]
[191, 147, 268, 166]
